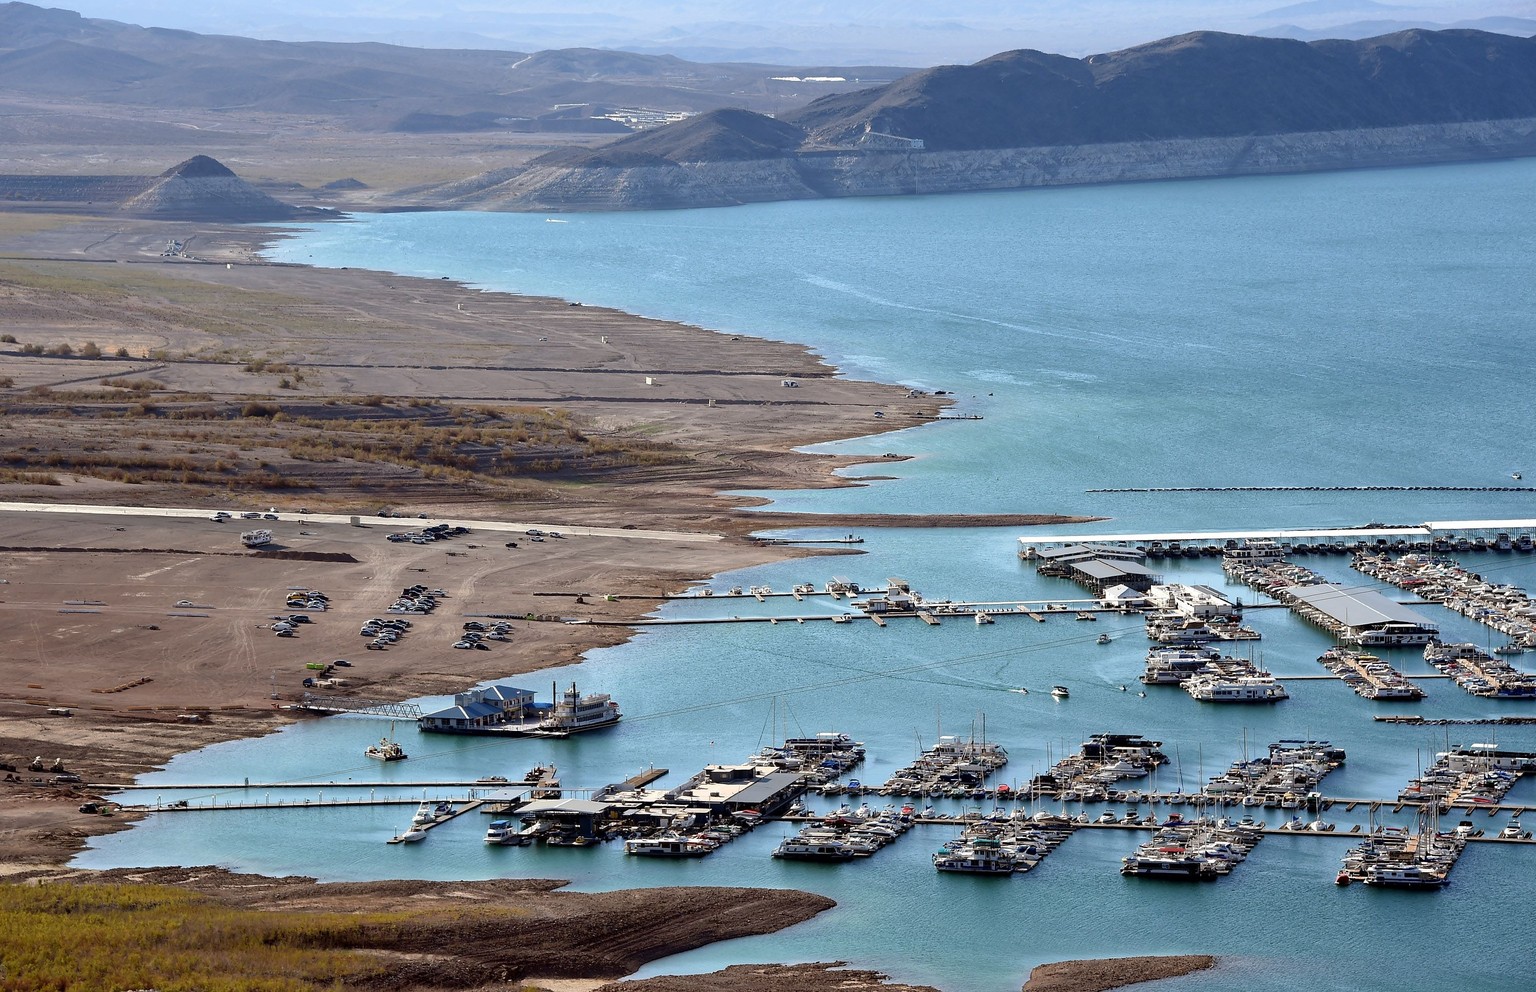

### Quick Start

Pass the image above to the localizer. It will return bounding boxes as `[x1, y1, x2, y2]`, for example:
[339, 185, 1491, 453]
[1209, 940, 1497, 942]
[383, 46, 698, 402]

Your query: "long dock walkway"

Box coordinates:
[583, 602, 1130, 627]
[90, 779, 536, 791]
[130, 796, 460, 812]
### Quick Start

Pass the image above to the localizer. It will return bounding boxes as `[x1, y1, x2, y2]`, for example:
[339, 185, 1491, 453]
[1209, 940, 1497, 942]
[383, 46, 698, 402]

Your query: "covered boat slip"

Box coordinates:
[1283, 586, 1436, 632]
[1018, 519, 1536, 557]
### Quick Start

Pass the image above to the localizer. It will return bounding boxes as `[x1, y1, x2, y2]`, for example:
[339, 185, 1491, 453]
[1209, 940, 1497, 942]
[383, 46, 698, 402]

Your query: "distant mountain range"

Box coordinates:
[44, 0, 1536, 66]
[0, 1, 913, 130]
[432, 29, 1536, 210]
[5, 3, 1536, 215]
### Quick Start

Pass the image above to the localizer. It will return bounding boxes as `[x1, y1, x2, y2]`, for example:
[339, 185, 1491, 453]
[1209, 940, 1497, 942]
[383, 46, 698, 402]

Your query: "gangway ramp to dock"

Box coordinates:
[293, 694, 423, 719]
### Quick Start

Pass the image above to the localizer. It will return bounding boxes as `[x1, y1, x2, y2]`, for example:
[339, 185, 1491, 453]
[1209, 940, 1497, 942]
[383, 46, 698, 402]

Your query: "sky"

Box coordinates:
[35, 1, 1536, 64]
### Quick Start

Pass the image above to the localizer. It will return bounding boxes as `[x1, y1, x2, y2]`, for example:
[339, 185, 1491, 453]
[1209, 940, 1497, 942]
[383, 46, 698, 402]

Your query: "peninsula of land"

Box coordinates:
[0, 208, 1097, 992]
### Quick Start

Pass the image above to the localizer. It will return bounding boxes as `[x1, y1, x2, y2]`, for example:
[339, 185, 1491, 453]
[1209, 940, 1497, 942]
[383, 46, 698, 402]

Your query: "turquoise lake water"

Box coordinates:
[80, 161, 1536, 990]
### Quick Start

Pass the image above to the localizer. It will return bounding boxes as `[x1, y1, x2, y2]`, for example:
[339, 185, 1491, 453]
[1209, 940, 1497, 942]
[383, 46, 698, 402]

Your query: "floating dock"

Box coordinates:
[874, 735, 1009, 800]
[1317, 647, 1427, 701]
[1018, 519, 1536, 560]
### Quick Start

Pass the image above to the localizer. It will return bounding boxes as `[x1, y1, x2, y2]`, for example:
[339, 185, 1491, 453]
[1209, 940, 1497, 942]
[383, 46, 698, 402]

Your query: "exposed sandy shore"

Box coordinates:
[1023, 955, 1218, 992]
[0, 210, 1097, 992]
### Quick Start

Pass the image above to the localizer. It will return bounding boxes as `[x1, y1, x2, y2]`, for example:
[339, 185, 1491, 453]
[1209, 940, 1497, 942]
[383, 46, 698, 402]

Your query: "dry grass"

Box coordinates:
[0, 881, 389, 991]
[0, 393, 693, 493]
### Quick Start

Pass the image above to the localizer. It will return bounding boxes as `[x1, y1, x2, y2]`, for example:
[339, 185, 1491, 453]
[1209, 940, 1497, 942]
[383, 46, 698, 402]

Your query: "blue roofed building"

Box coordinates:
[418, 685, 538, 733]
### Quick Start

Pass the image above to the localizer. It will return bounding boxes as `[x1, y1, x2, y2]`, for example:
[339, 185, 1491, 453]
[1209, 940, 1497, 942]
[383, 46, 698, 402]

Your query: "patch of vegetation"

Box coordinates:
[0, 468, 59, 485]
[0, 881, 388, 991]
[0, 392, 694, 494]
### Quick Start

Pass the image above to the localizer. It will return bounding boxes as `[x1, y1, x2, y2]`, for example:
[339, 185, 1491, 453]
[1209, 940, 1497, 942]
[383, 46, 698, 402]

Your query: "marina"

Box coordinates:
[1222, 542, 1441, 647]
[1119, 815, 1264, 880]
[1019, 520, 1536, 560]
[1352, 551, 1536, 648]
[1027, 734, 1167, 804]
[66, 160, 1536, 992]
[1335, 811, 1470, 888]
[872, 734, 1009, 800]
[1317, 647, 1427, 701]
[1397, 745, 1536, 809]
[1423, 643, 1536, 698]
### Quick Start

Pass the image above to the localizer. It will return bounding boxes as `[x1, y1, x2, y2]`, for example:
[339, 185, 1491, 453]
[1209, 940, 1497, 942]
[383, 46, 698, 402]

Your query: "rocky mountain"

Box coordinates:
[784, 29, 1536, 150]
[439, 28, 1536, 210]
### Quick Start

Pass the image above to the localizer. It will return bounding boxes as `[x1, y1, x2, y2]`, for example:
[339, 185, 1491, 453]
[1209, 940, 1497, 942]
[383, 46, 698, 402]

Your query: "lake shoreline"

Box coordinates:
[0, 211, 1103, 992]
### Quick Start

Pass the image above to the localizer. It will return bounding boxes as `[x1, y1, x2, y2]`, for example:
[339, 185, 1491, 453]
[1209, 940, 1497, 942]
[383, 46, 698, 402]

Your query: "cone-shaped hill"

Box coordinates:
[120, 156, 316, 221]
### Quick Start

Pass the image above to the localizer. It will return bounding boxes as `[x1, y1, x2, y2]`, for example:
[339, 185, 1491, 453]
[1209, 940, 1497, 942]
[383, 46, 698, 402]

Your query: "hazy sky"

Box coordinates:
[39, 1, 1536, 63]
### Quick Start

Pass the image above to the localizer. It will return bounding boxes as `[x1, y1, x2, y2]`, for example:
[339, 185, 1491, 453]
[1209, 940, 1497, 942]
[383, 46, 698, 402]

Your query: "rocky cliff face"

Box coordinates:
[419, 116, 1536, 212]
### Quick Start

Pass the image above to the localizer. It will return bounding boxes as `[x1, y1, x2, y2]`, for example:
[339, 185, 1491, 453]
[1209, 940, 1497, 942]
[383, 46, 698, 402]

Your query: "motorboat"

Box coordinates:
[390, 825, 427, 844]
[485, 820, 533, 846]
[1051, 686, 1070, 699]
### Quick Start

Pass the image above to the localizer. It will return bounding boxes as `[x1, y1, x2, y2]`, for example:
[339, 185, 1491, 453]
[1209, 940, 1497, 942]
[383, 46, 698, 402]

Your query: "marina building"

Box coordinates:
[668, 764, 804, 815]
[417, 685, 539, 733]
[1146, 584, 1241, 619]
[1033, 545, 1163, 594]
[1283, 584, 1439, 647]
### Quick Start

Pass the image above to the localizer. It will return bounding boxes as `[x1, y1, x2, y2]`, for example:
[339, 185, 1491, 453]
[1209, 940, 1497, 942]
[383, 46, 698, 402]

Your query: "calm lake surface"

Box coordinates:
[81, 161, 1536, 991]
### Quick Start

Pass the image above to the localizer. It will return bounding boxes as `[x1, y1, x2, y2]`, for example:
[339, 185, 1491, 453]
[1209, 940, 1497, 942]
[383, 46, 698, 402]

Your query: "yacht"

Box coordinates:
[1051, 685, 1070, 699]
[932, 836, 1017, 874]
[772, 837, 856, 861]
[484, 820, 533, 846]
[1363, 864, 1448, 889]
[1120, 848, 1217, 879]
[1184, 675, 1289, 703]
[626, 833, 714, 857]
